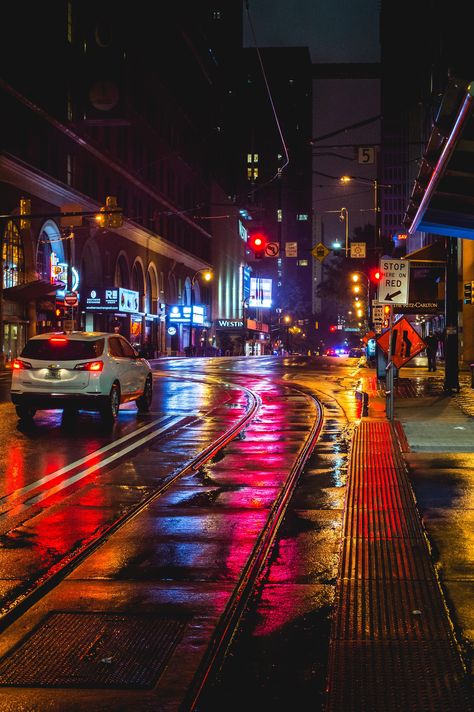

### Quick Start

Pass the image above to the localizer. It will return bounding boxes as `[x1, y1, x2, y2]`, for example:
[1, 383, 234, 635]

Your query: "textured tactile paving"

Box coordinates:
[326, 420, 472, 711]
[0, 612, 188, 689]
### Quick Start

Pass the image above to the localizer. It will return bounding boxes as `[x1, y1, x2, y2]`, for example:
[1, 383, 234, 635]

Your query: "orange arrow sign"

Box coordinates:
[376, 317, 426, 369]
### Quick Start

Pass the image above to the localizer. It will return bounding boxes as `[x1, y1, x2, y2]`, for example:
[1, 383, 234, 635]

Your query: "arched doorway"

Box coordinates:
[1, 220, 26, 362]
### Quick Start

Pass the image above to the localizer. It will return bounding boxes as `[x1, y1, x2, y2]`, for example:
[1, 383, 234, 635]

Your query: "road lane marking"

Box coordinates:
[16, 415, 184, 511]
[0, 415, 179, 508]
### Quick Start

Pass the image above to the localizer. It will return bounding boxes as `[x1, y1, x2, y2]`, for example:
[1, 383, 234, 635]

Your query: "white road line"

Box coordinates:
[18, 416, 184, 510]
[0, 415, 176, 506]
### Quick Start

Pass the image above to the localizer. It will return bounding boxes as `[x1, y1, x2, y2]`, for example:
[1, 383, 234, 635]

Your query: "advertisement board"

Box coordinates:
[249, 277, 272, 308]
[243, 266, 251, 301]
[168, 304, 208, 325]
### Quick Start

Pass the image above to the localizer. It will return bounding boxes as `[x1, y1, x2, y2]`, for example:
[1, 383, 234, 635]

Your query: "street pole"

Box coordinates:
[444, 235, 460, 392]
[374, 179, 379, 246]
[385, 304, 394, 420]
[343, 207, 349, 257]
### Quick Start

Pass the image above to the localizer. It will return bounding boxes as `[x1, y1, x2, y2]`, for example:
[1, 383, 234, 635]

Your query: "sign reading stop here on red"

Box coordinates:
[377, 259, 410, 305]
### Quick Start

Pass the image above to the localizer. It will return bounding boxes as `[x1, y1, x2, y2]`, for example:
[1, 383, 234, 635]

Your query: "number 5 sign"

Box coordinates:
[358, 147, 375, 165]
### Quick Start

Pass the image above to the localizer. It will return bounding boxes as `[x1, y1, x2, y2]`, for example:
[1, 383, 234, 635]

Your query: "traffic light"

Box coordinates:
[370, 267, 383, 284]
[248, 232, 267, 259]
[329, 325, 337, 333]
[96, 196, 123, 229]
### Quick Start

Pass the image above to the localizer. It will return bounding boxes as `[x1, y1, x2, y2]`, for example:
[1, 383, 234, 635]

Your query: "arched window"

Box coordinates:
[145, 271, 152, 313]
[132, 261, 145, 311]
[114, 254, 129, 288]
[3, 220, 25, 288]
[36, 221, 64, 281]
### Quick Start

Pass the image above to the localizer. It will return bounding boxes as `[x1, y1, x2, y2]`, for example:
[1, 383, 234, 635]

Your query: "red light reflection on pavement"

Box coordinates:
[252, 537, 300, 636]
[5, 446, 26, 491]
[27, 488, 108, 564]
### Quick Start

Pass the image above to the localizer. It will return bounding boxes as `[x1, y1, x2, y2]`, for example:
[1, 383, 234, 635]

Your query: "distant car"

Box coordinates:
[10, 332, 153, 424]
[348, 347, 364, 358]
[325, 347, 337, 356]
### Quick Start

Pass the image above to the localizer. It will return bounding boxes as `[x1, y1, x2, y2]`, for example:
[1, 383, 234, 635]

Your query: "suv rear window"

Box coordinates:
[21, 338, 105, 360]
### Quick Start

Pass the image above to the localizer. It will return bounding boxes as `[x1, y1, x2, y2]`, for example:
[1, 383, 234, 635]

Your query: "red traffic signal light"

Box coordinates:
[370, 268, 383, 284]
[329, 325, 337, 333]
[248, 232, 267, 259]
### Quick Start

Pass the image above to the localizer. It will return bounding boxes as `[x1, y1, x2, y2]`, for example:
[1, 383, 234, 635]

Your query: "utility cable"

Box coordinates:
[244, 1, 290, 197]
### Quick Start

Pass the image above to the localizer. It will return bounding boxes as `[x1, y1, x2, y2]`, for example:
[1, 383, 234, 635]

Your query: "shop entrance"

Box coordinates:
[3, 322, 26, 363]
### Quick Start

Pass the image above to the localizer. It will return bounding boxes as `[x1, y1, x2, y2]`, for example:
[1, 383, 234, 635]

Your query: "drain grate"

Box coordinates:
[0, 612, 188, 689]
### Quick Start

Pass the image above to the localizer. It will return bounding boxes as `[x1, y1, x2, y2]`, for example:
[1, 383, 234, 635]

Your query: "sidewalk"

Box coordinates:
[325, 362, 474, 711]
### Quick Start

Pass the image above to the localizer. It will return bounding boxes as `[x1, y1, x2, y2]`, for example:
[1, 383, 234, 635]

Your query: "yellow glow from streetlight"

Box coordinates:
[340, 175, 352, 184]
[353, 285, 361, 294]
[357, 309, 363, 318]
[283, 315, 291, 323]
[351, 273, 359, 283]
[202, 270, 213, 282]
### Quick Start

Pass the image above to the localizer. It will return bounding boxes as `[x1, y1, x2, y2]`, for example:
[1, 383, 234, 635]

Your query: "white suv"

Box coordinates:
[11, 332, 153, 424]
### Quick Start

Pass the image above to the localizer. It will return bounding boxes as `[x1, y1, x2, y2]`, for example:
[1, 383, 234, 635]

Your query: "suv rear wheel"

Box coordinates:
[136, 375, 153, 412]
[100, 383, 120, 425]
[16, 405, 36, 421]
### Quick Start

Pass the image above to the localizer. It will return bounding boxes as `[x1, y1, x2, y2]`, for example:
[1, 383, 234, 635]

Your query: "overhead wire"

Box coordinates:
[244, 0, 290, 197]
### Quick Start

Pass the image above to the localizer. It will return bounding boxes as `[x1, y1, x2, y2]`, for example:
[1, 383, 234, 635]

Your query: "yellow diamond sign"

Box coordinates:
[312, 242, 331, 262]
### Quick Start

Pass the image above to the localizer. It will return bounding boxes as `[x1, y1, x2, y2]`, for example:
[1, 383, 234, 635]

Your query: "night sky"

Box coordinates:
[243, 0, 380, 63]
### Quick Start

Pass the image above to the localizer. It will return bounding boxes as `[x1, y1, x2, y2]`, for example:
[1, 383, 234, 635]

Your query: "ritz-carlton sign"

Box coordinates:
[215, 319, 244, 329]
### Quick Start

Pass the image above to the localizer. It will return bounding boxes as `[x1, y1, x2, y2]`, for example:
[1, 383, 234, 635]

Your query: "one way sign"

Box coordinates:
[377, 258, 410, 305]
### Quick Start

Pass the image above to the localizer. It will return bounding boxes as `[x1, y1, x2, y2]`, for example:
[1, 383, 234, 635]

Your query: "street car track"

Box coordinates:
[183, 383, 324, 710]
[0, 374, 261, 631]
[0, 371, 326, 712]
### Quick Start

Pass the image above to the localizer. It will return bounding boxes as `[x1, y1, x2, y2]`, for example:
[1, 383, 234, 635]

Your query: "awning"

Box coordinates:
[404, 77, 474, 239]
[3, 279, 64, 302]
[403, 239, 446, 263]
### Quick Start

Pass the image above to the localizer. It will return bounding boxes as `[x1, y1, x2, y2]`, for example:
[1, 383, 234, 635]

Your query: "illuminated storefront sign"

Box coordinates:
[249, 277, 272, 308]
[215, 319, 244, 329]
[243, 266, 251, 301]
[85, 287, 136, 312]
[118, 287, 139, 313]
[168, 304, 208, 325]
[50, 253, 79, 298]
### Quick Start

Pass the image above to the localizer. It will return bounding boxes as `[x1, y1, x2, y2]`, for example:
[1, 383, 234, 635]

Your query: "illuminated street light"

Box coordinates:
[190, 268, 214, 349]
[339, 175, 391, 244]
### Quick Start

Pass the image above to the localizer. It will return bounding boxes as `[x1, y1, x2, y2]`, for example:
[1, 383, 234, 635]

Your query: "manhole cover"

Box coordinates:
[0, 612, 188, 689]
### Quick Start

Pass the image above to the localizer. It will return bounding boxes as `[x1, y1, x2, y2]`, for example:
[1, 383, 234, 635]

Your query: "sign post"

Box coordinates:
[385, 306, 394, 420]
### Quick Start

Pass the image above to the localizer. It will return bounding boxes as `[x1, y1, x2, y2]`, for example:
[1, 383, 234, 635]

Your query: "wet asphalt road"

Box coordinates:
[0, 357, 470, 710]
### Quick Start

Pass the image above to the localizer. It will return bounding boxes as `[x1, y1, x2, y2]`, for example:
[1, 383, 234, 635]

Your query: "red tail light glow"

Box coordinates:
[13, 359, 32, 370]
[74, 360, 104, 372]
[49, 337, 68, 345]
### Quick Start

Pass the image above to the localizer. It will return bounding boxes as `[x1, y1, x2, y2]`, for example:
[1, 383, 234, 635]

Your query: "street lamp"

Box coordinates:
[350, 271, 371, 325]
[190, 268, 213, 350]
[283, 314, 291, 353]
[339, 175, 391, 245]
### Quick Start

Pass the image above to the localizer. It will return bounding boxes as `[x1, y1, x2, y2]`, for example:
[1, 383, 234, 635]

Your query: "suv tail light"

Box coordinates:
[74, 360, 104, 372]
[13, 359, 32, 370]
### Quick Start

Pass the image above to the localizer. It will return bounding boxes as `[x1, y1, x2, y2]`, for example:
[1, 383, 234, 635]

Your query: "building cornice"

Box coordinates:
[0, 154, 209, 272]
